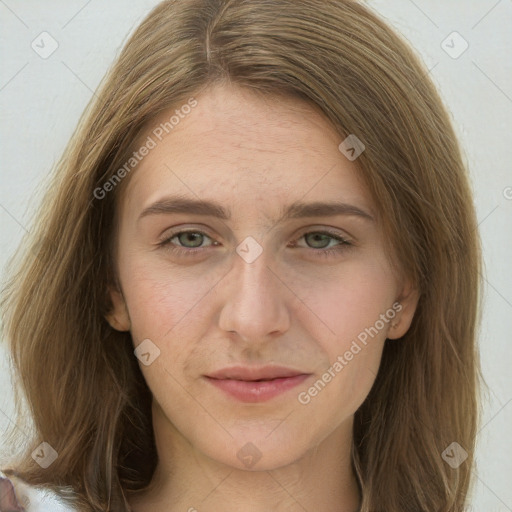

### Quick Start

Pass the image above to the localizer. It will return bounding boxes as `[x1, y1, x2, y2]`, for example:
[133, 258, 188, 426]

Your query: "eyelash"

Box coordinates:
[157, 229, 353, 259]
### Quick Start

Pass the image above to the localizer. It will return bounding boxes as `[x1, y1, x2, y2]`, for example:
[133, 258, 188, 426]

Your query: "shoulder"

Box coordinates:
[0, 471, 77, 512]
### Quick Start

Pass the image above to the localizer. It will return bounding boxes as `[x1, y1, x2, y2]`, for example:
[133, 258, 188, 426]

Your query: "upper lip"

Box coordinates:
[206, 365, 309, 381]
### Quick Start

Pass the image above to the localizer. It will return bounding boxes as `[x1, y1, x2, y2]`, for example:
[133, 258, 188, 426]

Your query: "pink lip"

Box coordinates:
[205, 365, 311, 403]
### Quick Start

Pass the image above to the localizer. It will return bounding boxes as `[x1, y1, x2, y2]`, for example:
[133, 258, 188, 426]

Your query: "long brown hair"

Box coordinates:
[1, 0, 482, 510]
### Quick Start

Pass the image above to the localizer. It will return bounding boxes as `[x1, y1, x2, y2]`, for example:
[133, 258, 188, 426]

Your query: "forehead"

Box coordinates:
[121, 84, 374, 222]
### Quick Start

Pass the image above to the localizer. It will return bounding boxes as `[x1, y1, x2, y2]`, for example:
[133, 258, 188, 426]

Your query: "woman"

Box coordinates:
[0, 0, 482, 510]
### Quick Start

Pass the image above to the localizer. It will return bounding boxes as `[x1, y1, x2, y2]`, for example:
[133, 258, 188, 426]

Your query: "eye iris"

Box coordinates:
[305, 233, 332, 249]
[178, 232, 204, 248]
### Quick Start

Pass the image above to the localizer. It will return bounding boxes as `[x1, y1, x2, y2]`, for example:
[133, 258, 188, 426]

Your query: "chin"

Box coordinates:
[204, 426, 315, 472]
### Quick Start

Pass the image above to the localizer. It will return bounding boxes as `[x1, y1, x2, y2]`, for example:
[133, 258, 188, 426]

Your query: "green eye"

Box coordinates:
[176, 231, 206, 248]
[304, 232, 334, 249]
[159, 230, 215, 254]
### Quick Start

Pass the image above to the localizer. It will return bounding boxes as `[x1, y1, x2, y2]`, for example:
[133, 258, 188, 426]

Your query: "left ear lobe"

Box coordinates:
[387, 280, 420, 340]
[105, 286, 131, 332]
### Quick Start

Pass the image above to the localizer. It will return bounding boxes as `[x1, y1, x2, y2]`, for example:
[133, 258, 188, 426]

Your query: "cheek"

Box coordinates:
[291, 257, 396, 405]
[291, 256, 398, 347]
[297, 338, 385, 440]
[119, 264, 219, 404]
[119, 254, 225, 344]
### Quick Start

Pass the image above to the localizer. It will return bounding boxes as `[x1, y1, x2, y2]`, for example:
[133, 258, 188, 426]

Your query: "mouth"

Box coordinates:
[204, 365, 312, 403]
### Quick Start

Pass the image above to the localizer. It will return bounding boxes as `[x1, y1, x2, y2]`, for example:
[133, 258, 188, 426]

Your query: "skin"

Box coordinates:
[106, 82, 419, 512]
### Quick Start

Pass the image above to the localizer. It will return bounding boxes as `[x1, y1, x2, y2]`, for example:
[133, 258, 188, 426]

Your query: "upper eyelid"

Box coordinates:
[159, 225, 215, 240]
[161, 223, 352, 237]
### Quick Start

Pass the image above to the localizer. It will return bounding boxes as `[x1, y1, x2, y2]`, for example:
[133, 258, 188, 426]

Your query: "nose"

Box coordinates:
[217, 247, 291, 343]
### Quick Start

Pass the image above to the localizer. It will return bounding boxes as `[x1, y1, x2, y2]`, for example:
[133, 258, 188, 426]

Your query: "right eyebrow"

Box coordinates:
[138, 195, 231, 222]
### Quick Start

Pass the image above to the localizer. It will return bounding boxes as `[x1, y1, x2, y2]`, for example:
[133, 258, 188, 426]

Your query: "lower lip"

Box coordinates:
[205, 374, 310, 403]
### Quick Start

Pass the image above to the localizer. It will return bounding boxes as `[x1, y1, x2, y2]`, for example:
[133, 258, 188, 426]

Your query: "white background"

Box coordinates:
[1, 0, 511, 509]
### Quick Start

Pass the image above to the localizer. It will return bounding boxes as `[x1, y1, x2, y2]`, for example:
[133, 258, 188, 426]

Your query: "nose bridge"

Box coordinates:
[217, 242, 290, 340]
[235, 250, 273, 300]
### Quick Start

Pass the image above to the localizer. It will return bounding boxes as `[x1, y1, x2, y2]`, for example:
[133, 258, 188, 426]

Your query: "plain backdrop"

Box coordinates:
[1, 0, 511, 509]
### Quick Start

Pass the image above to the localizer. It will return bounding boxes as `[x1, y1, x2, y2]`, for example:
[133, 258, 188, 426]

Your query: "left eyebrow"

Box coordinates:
[278, 200, 375, 223]
[137, 195, 374, 223]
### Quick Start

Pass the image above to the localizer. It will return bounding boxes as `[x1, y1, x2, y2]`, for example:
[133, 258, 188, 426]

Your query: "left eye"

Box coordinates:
[166, 231, 214, 248]
[298, 232, 345, 249]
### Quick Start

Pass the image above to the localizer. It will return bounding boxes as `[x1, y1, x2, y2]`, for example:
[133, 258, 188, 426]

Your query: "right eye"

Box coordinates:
[158, 229, 219, 256]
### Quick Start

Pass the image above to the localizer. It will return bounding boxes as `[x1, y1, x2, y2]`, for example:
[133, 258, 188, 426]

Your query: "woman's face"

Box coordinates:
[107, 83, 418, 471]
